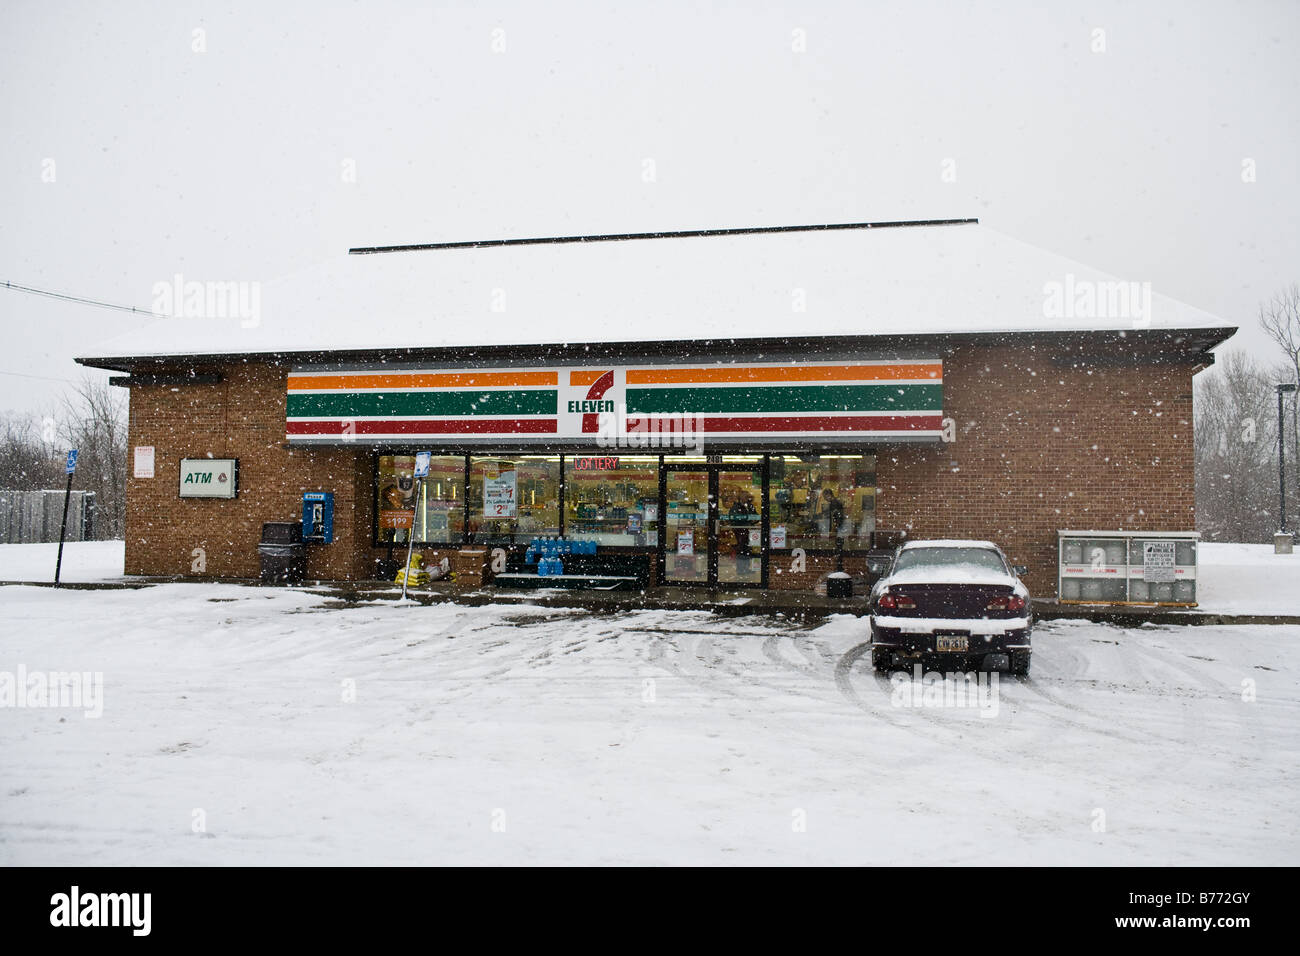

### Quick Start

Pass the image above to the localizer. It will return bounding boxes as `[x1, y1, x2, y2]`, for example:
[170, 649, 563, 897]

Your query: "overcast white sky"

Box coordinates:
[1, 0, 1297, 415]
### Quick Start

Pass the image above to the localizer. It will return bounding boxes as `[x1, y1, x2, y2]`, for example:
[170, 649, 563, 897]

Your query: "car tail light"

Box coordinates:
[986, 594, 1027, 613]
[877, 591, 916, 611]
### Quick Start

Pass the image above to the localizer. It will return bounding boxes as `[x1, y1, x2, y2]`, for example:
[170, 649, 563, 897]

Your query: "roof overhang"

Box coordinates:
[80, 325, 1238, 377]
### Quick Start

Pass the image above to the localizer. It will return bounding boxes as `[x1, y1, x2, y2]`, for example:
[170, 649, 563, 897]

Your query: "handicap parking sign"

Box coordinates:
[66, 449, 78, 474]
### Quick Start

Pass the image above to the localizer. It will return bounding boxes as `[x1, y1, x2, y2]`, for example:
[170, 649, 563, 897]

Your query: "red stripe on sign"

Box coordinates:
[623, 415, 943, 432]
[581, 370, 616, 434]
[287, 419, 558, 435]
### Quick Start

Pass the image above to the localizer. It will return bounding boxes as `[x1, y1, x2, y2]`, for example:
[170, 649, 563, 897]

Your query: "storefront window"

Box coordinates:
[376, 455, 465, 545]
[565, 455, 659, 547]
[767, 454, 875, 551]
[467, 456, 560, 543]
[374, 451, 877, 554]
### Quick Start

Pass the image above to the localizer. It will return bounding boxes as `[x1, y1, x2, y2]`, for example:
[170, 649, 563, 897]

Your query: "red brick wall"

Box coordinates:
[874, 343, 1198, 597]
[768, 554, 869, 591]
[124, 364, 374, 580]
[122, 344, 1200, 596]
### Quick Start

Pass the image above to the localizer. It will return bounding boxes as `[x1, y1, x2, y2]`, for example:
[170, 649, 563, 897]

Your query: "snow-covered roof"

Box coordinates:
[1057, 530, 1201, 538]
[78, 221, 1233, 365]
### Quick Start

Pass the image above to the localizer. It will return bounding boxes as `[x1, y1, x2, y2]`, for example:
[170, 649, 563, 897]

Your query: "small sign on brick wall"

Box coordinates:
[134, 446, 155, 479]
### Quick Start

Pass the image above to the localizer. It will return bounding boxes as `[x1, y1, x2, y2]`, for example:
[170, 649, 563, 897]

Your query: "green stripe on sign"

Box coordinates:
[625, 383, 942, 414]
[287, 390, 558, 419]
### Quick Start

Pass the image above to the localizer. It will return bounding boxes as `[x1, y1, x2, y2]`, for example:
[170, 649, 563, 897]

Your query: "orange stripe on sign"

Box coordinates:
[568, 370, 609, 387]
[624, 363, 942, 385]
[287, 371, 558, 391]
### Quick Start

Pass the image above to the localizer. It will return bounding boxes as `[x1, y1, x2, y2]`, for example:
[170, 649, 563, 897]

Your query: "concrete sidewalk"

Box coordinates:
[307, 579, 1300, 626]
[5, 576, 1298, 626]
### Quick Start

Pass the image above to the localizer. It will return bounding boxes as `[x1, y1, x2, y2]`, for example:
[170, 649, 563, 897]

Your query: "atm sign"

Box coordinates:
[179, 458, 238, 498]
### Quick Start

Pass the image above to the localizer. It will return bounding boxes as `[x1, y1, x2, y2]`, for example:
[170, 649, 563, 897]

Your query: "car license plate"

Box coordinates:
[935, 633, 969, 652]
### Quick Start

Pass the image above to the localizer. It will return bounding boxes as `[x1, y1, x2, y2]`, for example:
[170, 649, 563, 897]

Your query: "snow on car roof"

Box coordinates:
[899, 539, 1003, 551]
[77, 220, 1232, 364]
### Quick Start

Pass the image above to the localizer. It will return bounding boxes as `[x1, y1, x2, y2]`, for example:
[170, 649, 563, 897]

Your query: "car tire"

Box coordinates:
[872, 647, 893, 672]
[1010, 651, 1031, 677]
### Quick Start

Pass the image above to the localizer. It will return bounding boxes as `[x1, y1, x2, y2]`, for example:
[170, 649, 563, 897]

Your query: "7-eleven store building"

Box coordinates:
[79, 224, 1232, 596]
[83, 327, 1230, 598]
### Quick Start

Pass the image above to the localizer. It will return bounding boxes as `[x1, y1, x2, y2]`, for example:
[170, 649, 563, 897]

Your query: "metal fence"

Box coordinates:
[0, 490, 96, 543]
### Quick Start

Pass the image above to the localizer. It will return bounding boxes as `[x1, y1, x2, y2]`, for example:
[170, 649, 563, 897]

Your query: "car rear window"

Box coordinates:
[892, 547, 1007, 575]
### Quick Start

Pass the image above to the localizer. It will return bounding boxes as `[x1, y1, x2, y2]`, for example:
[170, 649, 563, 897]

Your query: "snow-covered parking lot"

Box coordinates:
[2, 582, 1296, 865]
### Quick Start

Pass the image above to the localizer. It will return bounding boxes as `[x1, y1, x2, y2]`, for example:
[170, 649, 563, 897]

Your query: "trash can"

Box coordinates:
[826, 571, 853, 599]
[258, 521, 306, 584]
[826, 538, 853, 598]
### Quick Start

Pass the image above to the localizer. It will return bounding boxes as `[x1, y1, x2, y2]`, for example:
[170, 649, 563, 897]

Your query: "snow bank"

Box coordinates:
[0, 540, 125, 584]
[1195, 543, 1300, 615]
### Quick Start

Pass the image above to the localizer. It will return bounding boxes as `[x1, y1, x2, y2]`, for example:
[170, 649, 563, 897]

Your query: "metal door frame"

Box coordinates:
[659, 458, 767, 588]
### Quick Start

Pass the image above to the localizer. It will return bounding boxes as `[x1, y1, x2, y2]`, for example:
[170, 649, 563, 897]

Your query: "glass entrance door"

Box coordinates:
[717, 466, 763, 585]
[662, 462, 765, 587]
[663, 467, 710, 583]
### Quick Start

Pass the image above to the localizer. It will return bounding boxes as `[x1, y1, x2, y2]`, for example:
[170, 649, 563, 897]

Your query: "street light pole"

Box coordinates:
[1279, 383, 1297, 537]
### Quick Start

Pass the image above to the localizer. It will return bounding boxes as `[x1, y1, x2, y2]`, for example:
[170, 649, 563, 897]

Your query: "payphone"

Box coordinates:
[302, 492, 334, 544]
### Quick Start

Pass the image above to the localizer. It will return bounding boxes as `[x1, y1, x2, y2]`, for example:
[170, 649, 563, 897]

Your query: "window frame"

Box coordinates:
[368, 449, 883, 554]
[764, 453, 878, 555]
[371, 451, 470, 548]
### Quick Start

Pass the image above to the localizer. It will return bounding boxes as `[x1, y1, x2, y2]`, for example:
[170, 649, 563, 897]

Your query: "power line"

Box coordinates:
[348, 217, 979, 255]
[0, 369, 78, 383]
[1, 280, 157, 317]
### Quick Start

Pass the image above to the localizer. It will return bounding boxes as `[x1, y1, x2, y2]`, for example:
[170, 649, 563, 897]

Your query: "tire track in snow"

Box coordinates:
[641, 632, 793, 703]
[834, 639, 1184, 769]
[792, 634, 835, 673]
[996, 627, 1205, 751]
[668, 629, 851, 708]
[1121, 630, 1262, 750]
[761, 635, 822, 678]
[1051, 622, 1223, 750]
[832, 642, 953, 738]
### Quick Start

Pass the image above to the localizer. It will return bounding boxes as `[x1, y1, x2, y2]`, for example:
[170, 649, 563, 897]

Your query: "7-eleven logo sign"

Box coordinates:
[565, 369, 621, 436]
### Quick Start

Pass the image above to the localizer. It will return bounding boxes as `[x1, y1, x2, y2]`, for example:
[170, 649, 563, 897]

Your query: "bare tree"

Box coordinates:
[0, 412, 61, 490]
[1194, 350, 1282, 541]
[58, 378, 128, 539]
[1259, 283, 1300, 505]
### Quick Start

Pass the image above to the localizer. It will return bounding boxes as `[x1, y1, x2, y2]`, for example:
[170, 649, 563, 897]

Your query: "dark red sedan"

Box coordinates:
[869, 539, 1033, 675]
